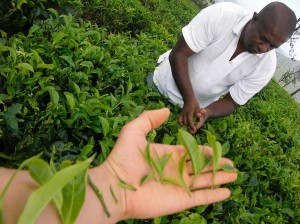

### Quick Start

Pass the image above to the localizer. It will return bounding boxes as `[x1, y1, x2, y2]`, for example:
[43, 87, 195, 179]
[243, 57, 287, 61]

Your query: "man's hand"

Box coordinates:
[102, 108, 237, 221]
[195, 108, 209, 130]
[178, 99, 201, 134]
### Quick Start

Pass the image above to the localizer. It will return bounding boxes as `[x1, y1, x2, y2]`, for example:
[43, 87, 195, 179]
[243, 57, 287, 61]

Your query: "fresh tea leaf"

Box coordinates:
[178, 129, 202, 177]
[0, 153, 43, 224]
[118, 178, 137, 191]
[27, 159, 63, 214]
[61, 170, 87, 224]
[206, 132, 222, 182]
[18, 158, 92, 224]
[221, 164, 238, 172]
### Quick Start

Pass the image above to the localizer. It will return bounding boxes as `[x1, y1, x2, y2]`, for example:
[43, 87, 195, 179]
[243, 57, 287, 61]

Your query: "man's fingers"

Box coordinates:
[190, 188, 231, 206]
[190, 171, 238, 190]
[124, 108, 170, 135]
[178, 114, 184, 126]
[164, 188, 231, 216]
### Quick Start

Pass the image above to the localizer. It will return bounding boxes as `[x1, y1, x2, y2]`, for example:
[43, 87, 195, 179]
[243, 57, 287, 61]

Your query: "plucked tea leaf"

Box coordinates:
[118, 178, 137, 191]
[179, 153, 187, 177]
[207, 132, 222, 182]
[27, 159, 63, 213]
[61, 170, 87, 224]
[221, 164, 238, 172]
[110, 185, 118, 204]
[162, 177, 186, 189]
[18, 158, 92, 224]
[140, 175, 151, 186]
[178, 129, 202, 177]
[0, 153, 42, 224]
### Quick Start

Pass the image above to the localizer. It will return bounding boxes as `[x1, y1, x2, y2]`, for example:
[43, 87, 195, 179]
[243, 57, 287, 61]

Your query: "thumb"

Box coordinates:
[121, 108, 170, 136]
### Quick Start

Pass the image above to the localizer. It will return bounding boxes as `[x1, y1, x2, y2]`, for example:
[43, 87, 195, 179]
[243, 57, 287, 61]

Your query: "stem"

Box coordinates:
[87, 175, 111, 218]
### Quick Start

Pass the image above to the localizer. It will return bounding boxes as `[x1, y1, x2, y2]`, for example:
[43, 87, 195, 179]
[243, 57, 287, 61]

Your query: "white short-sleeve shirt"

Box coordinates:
[153, 2, 276, 108]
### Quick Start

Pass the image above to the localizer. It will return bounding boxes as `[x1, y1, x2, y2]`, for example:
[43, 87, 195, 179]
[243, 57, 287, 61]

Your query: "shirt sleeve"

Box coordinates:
[182, 4, 223, 53]
[229, 52, 277, 105]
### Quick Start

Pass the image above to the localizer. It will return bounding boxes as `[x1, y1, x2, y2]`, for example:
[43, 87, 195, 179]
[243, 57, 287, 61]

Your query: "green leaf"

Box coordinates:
[80, 61, 94, 68]
[99, 141, 110, 159]
[64, 92, 76, 110]
[45, 86, 59, 104]
[179, 153, 187, 177]
[207, 132, 222, 182]
[37, 63, 55, 70]
[222, 141, 230, 156]
[17, 63, 34, 73]
[77, 144, 94, 161]
[7, 87, 15, 97]
[47, 8, 59, 19]
[178, 129, 202, 177]
[27, 159, 63, 213]
[99, 116, 109, 136]
[0, 153, 43, 224]
[140, 175, 150, 186]
[18, 158, 92, 224]
[162, 177, 186, 189]
[28, 25, 40, 36]
[61, 170, 87, 224]
[53, 32, 68, 45]
[221, 164, 238, 172]
[60, 55, 75, 68]
[144, 142, 151, 164]
[118, 178, 137, 191]
[4, 103, 22, 131]
[110, 185, 118, 204]
[15, 0, 27, 9]
[70, 81, 81, 96]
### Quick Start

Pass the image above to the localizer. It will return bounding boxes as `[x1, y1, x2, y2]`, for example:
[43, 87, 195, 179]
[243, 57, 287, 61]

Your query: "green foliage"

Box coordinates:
[0, 12, 169, 165]
[0, 0, 82, 36]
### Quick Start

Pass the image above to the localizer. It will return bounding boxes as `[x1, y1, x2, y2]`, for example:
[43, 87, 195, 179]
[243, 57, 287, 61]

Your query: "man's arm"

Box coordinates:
[196, 93, 240, 130]
[169, 35, 199, 133]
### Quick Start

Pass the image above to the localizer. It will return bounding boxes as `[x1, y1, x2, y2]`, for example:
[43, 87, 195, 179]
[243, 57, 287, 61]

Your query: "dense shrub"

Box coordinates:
[0, 0, 82, 36]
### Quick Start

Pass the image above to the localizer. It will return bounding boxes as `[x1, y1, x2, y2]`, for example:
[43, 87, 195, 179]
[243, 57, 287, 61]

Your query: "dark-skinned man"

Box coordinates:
[150, 2, 298, 134]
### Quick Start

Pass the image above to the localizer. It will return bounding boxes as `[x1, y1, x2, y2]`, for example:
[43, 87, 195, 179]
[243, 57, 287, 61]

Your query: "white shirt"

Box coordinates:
[153, 2, 276, 108]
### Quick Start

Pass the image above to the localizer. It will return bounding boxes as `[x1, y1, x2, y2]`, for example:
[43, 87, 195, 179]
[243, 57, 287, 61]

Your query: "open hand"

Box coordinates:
[102, 108, 237, 221]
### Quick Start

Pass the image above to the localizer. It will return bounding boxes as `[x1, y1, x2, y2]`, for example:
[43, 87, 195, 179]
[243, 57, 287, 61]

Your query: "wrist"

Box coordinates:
[77, 163, 124, 224]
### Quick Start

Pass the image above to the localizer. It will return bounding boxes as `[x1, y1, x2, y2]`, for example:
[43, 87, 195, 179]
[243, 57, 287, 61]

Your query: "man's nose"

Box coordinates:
[258, 42, 270, 53]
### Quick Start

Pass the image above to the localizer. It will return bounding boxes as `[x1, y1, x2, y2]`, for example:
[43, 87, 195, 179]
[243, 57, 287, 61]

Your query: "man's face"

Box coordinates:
[243, 14, 289, 54]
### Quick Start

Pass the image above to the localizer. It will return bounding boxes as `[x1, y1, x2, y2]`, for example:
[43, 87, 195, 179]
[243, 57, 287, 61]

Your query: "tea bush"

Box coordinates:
[0, 0, 299, 223]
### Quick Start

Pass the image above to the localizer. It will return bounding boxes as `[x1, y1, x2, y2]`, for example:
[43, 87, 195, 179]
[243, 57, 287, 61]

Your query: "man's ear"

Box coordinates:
[252, 12, 259, 22]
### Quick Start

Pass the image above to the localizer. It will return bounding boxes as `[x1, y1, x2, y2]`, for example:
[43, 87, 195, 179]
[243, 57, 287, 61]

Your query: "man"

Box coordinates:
[151, 2, 298, 134]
